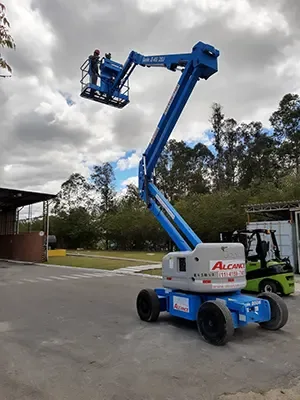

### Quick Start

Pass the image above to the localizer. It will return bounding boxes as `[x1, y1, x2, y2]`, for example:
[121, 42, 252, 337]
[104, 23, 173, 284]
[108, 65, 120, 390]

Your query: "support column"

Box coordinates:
[42, 201, 49, 262]
[27, 204, 32, 232]
[14, 208, 19, 234]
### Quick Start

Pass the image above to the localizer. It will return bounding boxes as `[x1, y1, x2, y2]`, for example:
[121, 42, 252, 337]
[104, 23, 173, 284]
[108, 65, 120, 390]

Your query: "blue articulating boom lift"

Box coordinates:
[80, 42, 289, 345]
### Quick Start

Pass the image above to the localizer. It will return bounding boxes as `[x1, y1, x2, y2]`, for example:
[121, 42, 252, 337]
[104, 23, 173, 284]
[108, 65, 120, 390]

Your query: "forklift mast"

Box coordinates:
[269, 230, 281, 259]
[248, 229, 281, 261]
[230, 228, 284, 268]
[80, 42, 220, 251]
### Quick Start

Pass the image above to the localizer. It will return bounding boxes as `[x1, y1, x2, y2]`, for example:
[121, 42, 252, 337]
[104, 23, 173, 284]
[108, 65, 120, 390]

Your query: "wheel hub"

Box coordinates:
[264, 284, 273, 292]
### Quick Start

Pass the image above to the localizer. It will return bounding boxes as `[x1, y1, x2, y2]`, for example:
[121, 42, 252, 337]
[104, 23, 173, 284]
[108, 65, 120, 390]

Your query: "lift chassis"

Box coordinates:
[80, 42, 289, 345]
[137, 288, 288, 345]
[136, 244, 288, 345]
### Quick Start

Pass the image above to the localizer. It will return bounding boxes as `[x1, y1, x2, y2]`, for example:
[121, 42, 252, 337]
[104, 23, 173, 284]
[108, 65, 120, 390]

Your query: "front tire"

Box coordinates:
[136, 288, 160, 322]
[196, 300, 234, 346]
[258, 292, 288, 330]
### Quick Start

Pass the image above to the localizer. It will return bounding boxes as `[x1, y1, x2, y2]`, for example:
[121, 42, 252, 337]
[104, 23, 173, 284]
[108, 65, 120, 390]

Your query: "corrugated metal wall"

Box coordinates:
[0, 209, 17, 235]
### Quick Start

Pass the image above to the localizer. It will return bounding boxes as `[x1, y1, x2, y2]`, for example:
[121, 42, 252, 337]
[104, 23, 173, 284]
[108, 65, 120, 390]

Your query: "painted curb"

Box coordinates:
[0, 258, 162, 276]
[67, 252, 161, 264]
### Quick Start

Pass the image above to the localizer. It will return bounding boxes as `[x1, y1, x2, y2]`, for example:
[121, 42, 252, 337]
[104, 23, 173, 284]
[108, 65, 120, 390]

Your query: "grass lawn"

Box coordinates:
[139, 268, 162, 276]
[68, 250, 166, 262]
[47, 256, 150, 270]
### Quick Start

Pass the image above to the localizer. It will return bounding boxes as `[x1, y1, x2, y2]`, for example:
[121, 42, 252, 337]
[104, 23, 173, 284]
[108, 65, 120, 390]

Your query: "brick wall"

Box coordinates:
[0, 232, 45, 263]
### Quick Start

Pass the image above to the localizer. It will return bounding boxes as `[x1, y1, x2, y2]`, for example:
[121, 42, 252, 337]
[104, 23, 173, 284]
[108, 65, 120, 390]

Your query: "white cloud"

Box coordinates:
[117, 176, 138, 199]
[117, 152, 141, 171]
[121, 176, 139, 187]
[117, 175, 139, 197]
[5, 0, 57, 78]
[134, 0, 174, 13]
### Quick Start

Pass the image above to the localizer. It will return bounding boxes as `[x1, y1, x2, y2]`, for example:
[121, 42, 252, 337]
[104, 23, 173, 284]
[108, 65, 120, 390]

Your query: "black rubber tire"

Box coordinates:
[257, 292, 289, 330]
[196, 300, 234, 346]
[136, 288, 160, 322]
[259, 279, 278, 294]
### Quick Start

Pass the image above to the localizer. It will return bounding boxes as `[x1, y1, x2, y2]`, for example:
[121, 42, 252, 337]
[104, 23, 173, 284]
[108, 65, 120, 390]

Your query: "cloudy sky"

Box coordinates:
[1, 0, 300, 208]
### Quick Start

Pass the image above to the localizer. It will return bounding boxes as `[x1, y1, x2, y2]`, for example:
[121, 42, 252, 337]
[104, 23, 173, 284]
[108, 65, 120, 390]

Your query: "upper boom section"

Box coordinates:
[80, 41, 219, 109]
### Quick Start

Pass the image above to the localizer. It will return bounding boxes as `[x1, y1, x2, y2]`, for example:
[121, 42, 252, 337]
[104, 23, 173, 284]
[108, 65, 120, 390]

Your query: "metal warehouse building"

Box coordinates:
[0, 187, 56, 263]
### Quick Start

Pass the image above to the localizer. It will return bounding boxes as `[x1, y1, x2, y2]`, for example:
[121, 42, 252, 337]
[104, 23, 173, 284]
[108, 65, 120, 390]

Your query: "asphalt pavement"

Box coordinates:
[1, 261, 300, 400]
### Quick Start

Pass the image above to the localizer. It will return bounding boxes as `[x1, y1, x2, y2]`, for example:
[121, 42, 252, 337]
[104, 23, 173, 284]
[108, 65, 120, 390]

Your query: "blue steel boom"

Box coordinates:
[80, 42, 219, 252]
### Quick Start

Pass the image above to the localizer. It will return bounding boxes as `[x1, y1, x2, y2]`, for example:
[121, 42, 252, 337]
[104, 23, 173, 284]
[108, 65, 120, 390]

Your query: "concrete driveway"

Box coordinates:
[0, 261, 300, 400]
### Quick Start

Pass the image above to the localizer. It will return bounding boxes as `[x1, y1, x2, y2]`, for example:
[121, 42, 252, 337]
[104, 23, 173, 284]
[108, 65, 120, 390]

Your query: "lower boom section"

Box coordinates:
[136, 288, 289, 346]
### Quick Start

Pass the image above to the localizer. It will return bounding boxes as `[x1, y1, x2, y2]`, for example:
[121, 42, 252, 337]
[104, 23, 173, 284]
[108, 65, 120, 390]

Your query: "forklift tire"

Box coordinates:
[196, 300, 234, 346]
[259, 279, 278, 294]
[136, 288, 160, 322]
[257, 292, 288, 330]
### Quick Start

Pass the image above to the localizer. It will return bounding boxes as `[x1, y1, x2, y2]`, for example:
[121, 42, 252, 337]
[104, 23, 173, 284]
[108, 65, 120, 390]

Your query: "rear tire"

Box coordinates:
[258, 292, 288, 330]
[136, 288, 160, 322]
[259, 279, 278, 294]
[196, 300, 234, 346]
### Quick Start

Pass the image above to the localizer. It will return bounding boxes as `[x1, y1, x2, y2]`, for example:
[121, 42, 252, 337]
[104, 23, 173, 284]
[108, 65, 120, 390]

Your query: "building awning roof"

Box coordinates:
[0, 187, 57, 210]
[245, 200, 300, 213]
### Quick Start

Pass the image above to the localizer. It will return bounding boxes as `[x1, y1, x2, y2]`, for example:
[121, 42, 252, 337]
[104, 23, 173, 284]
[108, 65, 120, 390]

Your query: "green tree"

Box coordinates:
[155, 139, 212, 201]
[104, 187, 168, 251]
[238, 121, 279, 187]
[188, 142, 213, 194]
[270, 93, 300, 175]
[210, 104, 245, 189]
[52, 173, 95, 214]
[91, 162, 116, 249]
[91, 162, 116, 213]
[209, 103, 282, 190]
[122, 183, 141, 208]
[18, 217, 43, 233]
[222, 117, 242, 186]
[51, 207, 100, 249]
[176, 188, 251, 242]
[0, 3, 15, 75]
[210, 102, 225, 190]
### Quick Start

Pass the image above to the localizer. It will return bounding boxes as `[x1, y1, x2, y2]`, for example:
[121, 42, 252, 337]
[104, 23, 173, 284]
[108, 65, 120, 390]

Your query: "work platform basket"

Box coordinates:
[80, 57, 130, 109]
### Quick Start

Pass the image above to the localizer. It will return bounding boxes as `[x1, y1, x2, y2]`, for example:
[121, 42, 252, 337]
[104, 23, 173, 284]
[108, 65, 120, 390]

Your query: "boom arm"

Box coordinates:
[80, 41, 219, 251]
